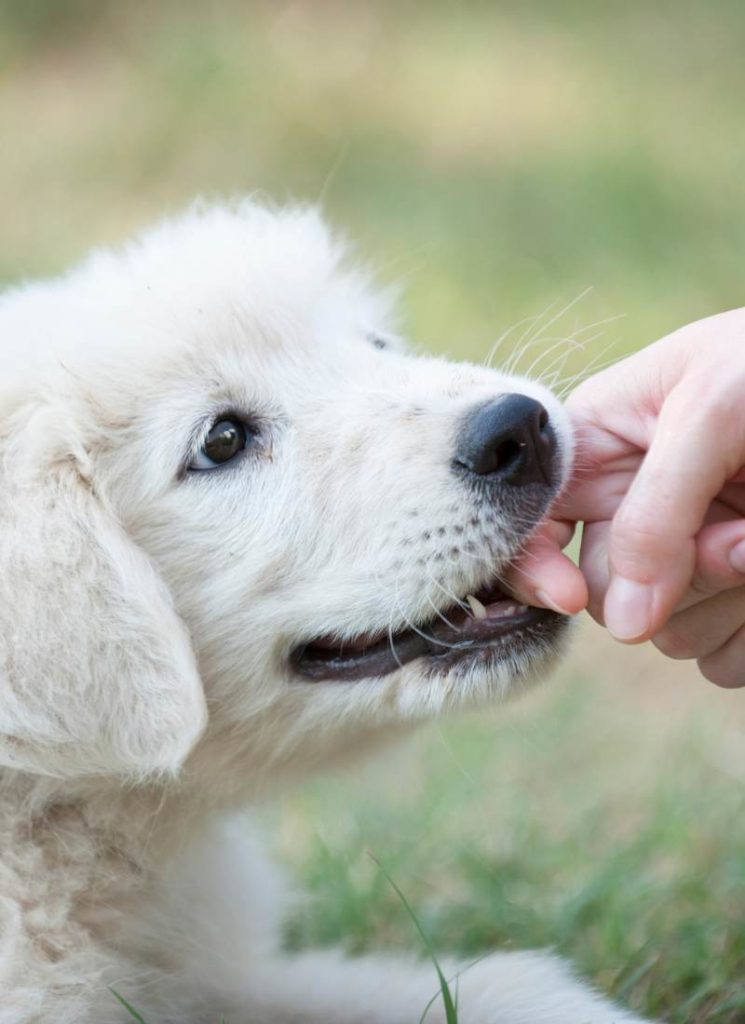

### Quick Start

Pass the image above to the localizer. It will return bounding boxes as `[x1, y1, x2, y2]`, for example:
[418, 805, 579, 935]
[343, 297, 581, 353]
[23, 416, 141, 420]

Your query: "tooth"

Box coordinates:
[466, 594, 487, 620]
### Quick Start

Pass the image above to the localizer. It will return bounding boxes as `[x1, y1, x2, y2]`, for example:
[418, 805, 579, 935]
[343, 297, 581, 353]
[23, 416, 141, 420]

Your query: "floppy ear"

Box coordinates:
[0, 402, 207, 780]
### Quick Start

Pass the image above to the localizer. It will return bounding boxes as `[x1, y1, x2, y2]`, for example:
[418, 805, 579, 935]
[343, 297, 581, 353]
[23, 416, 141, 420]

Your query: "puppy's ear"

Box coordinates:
[0, 403, 207, 780]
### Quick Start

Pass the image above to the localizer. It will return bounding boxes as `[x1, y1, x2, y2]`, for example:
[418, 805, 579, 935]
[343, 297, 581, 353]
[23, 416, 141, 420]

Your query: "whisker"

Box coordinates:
[483, 309, 552, 370]
[425, 569, 470, 612]
[386, 574, 405, 669]
[553, 340, 623, 397]
[423, 585, 461, 630]
[501, 288, 594, 377]
[391, 593, 468, 652]
[501, 300, 563, 375]
[521, 334, 586, 382]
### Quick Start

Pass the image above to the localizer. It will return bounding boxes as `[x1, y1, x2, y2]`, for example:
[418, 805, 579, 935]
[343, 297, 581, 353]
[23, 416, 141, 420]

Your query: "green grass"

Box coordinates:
[110, 989, 149, 1024]
[275, 641, 745, 1023]
[374, 858, 460, 1024]
[110, 865, 463, 1024]
[2, 3, 744, 1021]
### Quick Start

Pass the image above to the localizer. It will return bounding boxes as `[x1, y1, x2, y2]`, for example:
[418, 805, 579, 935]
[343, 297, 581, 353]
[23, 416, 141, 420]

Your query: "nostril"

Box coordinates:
[494, 438, 523, 473]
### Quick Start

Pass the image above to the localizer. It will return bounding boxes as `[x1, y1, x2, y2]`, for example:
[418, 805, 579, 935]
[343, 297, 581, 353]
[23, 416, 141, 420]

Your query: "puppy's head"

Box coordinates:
[0, 201, 572, 786]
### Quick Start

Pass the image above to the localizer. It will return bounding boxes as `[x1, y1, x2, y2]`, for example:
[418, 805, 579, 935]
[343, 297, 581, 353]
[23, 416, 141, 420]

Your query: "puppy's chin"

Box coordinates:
[420, 609, 570, 686]
[378, 614, 572, 723]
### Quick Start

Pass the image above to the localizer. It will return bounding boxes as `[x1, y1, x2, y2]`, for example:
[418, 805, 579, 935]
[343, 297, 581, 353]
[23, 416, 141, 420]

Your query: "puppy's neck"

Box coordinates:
[0, 769, 207, 875]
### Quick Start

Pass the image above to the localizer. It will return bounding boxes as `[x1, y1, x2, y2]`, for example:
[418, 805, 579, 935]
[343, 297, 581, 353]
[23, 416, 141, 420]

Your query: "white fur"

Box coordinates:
[0, 200, 653, 1022]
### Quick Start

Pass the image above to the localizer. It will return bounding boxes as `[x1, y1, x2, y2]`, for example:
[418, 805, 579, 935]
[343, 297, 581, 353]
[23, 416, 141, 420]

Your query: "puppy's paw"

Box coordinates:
[448, 951, 655, 1024]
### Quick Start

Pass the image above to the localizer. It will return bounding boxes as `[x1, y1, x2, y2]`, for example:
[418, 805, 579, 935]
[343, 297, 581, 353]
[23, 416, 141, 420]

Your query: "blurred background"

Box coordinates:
[1, 3, 743, 1021]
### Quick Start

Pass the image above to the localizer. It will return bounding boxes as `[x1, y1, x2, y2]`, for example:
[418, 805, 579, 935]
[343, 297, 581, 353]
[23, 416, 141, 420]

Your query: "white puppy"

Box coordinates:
[0, 201, 652, 1023]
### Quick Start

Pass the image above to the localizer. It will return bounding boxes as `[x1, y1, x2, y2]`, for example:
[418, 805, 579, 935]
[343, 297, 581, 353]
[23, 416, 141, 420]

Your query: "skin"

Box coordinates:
[509, 307, 745, 689]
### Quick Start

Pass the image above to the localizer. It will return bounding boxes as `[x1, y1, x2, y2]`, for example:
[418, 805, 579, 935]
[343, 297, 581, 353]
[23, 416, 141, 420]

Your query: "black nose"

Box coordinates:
[454, 395, 556, 486]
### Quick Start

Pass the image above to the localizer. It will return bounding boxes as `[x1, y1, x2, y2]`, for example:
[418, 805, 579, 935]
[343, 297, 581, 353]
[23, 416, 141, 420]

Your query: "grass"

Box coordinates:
[1, 3, 744, 1021]
[275, 632, 745, 1023]
[110, 989, 149, 1024]
[374, 858, 460, 1024]
[110, 863, 463, 1024]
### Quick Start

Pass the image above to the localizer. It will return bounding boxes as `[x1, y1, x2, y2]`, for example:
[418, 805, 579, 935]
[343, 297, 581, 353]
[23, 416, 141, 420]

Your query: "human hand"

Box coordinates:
[510, 308, 745, 687]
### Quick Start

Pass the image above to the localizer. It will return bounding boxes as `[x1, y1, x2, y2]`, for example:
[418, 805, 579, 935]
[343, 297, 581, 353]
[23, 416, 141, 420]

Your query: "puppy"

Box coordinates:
[0, 201, 652, 1023]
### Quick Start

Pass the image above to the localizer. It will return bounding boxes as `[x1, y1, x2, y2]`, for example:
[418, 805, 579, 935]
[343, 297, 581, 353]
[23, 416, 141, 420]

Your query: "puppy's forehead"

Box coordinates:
[1, 202, 392, 406]
[114, 210, 397, 416]
[144, 205, 387, 339]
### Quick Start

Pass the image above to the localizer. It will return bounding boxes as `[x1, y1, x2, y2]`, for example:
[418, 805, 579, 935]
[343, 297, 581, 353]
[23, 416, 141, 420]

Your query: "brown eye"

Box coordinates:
[191, 419, 247, 470]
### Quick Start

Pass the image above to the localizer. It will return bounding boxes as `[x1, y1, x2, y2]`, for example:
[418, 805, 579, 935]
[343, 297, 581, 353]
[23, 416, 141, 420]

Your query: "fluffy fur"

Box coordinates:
[0, 200, 653, 1022]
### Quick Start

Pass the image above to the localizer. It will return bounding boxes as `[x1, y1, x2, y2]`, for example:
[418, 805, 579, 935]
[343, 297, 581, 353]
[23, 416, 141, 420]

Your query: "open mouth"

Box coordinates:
[291, 580, 563, 682]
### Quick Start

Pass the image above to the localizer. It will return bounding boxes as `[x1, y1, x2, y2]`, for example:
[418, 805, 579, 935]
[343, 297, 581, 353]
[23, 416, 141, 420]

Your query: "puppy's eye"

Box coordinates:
[190, 419, 247, 471]
[368, 334, 389, 351]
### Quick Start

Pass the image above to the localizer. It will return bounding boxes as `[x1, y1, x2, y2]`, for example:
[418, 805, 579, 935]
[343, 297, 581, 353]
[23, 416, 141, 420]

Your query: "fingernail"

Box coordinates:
[729, 539, 745, 575]
[604, 577, 653, 641]
[535, 590, 574, 616]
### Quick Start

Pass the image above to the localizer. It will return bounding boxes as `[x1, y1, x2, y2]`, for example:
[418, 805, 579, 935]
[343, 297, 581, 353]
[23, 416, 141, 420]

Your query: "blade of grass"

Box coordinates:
[370, 856, 458, 1024]
[109, 988, 149, 1024]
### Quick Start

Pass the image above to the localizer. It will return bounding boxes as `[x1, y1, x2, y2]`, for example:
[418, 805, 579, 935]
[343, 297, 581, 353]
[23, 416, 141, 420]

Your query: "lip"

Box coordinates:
[290, 580, 564, 683]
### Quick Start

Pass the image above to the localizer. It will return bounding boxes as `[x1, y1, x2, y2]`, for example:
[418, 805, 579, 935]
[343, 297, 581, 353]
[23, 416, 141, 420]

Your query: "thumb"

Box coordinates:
[604, 382, 744, 642]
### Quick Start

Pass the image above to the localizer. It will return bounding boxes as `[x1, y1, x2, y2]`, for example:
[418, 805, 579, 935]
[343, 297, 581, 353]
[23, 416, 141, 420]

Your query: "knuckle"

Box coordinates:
[585, 589, 605, 625]
[611, 506, 666, 555]
[583, 582, 606, 617]
[694, 380, 741, 423]
[688, 574, 716, 601]
[653, 625, 696, 660]
[698, 649, 745, 689]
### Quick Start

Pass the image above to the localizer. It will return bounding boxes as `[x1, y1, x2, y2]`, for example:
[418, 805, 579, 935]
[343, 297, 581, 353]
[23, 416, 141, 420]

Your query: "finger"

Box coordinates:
[698, 621, 745, 688]
[508, 520, 588, 614]
[553, 458, 639, 524]
[674, 518, 745, 613]
[577, 520, 611, 624]
[603, 378, 745, 642]
[653, 585, 745, 661]
[718, 480, 745, 516]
